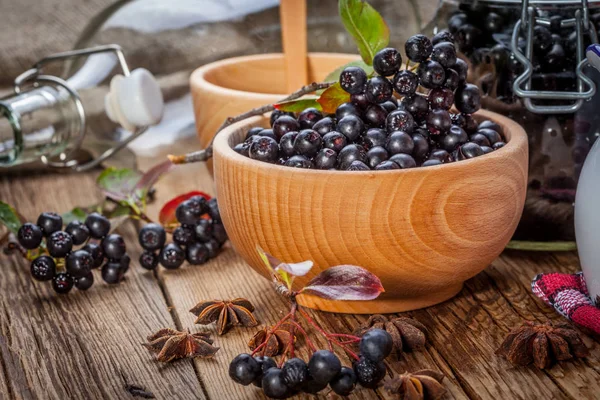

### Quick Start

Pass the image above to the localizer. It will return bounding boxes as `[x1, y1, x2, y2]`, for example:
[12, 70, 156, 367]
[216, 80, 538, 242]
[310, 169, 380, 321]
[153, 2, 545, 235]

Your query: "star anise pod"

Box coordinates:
[385, 369, 446, 400]
[248, 322, 295, 357]
[354, 314, 427, 354]
[190, 298, 258, 335]
[143, 328, 219, 362]
[496, 321, 589, 369]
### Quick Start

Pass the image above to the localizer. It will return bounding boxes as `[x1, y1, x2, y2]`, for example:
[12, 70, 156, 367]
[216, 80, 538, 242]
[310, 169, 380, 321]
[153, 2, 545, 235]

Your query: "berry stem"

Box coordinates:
[168, 81, 335, 165]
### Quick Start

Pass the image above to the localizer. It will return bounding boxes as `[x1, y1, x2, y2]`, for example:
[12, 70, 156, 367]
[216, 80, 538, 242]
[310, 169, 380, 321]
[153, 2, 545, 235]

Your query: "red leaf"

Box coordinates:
[316, 83, 351, 114]
[301, 265, 384, 301]
[159, 191, 211, 227]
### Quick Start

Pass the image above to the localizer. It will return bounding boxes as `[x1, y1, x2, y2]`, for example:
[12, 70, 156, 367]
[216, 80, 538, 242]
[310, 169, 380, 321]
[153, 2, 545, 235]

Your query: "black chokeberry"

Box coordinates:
[85, 213, 110, 239]
[245, 126, 264, 140]
[307, 350, 341, 384]
[102, 234, 126, 260]
[469, 133, 491, 147]
[47, 230, 73, 258]
[258, 129, 276, 141]
[365, 76, 393, 104]
[284, 155, 313, 169]
[364, 104, 388, 128]
[82, 243, 104, 269]
[432, 42, 457, 68]
[442, 125, 468, 152]
[249, 136, 279, 163]
[37, 212, 62, 237]
[455, 24, 482, 53]
[52, 273, 74, 294]
[336, 102, 361, 120]
[140, 250, 159, 270]
[432, 30, 454, 46]
[366, 146, 389, 168]
[176, 200, 202, 226]
[270, 110, 294, 126]
[459, 142, 484, 159]
[279, 131, 298, 157]
[429, 149, 453, 163]
[347, 160, 370, 171]
[386, 131, 414, 155]
[253, 356, 277, 387]
[423, 159, 442, 167]
[453, 58, 468, 82]
[362, 128, 387, 149]
[17, 222, 43, 249]
[481, 146, 493, 154]
[31, 255, 56, 281]
[478, 128, 503, 145]
[337, 115, 365, 141]
[229, 354, 260, 386]
[102, 262, 124, 284]
[312, 117, 336, 136]
[448, 13, 468, 33]
[375, 160, 400, 170]
[381, 100, 397, 113]
[65, 220, 89, 245]
[272, 115, 300, 139]
[261, 368, 290, 399]
[338, 144, 367, 170]
[339, 66, 367, 94]
[373, 47, 402, 76]
[455, 84, 481, 114]
[444, 68, 460, 90]
[212, 221, 228, 245]
[298, 107, 323, 129]
[417, 60, 446, 89]
[412, 133, 430, 161]
[405, 34, 433, 62]
[351, 92, 369, 109]
[393, 70, 419, 95]
[205, 239, 221, 259]
[478, 120, 501, 133]
[207, 198, 221, 223]
[401, 95, 429, 120]
[426, 109, 452, 135]
[75, 272, 94, 291]
[314, 148, 338, 170]
[360, 329, 393, 362]
[66, 249, 93, 278]
[386, 110, 416, 133]
[329, 366, 357, 396]
[120, 254, 131, 273]
[159, 243, 185, 269]
[187, 242, 209, 265]
[293, 129, 322, 157]
[389, 153, 417, 169]
[493, 142, 506, 150]
[353, 356, 386, 388]
[233, 143, 249, 157]
[138, 223, 166, 251]
[322, 132, 348, 153]
[173, 225, 195, 246]
[281, 358, 309, 389]
[428, 87, 454, 110]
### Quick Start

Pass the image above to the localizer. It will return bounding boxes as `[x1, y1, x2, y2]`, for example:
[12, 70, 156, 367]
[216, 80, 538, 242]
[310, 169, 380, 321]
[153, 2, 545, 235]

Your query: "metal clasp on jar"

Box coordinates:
[512, 0, 598, 113]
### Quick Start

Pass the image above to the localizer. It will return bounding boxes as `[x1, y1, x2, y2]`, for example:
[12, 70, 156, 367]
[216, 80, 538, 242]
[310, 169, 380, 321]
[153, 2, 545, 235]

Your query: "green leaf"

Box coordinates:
[62, 207, 89, 225]
[339, 0, 390, 65]
[96, 167, 143, 202]
[317, 83, 351, 114]
[274, 98, 322, 113]
[0, 201, 22, 235]
[323, 60, 374, 84]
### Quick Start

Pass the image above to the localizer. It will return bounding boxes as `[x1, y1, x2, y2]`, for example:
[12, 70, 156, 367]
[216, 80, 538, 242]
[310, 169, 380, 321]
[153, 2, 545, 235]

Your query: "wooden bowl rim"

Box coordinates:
[190, 52, 359, 99]
[213, 108, 528, 176]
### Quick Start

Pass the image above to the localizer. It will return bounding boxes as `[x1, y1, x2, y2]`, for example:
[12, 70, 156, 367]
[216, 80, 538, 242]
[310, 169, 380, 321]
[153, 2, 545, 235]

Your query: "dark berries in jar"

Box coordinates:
[37, 212, 62, 237]
[322, 132, 347, 152]
[31, 255, 56, 281]
[18, 222, 43, 249]
[52, 273, 74, 294]
[65, 220, 89, 245]
[66, 249, 93, 278]
[102, 234, 126, 260]
[373, 47, 402, 76]
[533, 25, 553, 54]
[293, 129, 322, 157]
[308, 350, 342, 384]
[417, 60, 445, 89]
[339, 66, 367, 94]
[298, 107, 323, 129]
[249, 136, 279, 163]
[47, 231, 73, 258]
[138, 223, 166, 251]
[272, 115, 299, 139]
[337, 115, 364, 141]
[365, 76, 393, 104]
[85, 212, 110, 239]
[393, 70, 418, 95]
[338, 144, 366, 170]
[314, 148, 338, 170]
[159, 243, 185, 269]
[455, 84, 481, 114]
[405, 34, 433, 63]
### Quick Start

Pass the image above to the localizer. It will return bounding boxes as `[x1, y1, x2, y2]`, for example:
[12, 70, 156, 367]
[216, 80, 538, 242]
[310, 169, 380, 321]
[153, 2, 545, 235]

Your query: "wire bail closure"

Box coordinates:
[511, 0, 598, 114]
[12, 44, 149, 172]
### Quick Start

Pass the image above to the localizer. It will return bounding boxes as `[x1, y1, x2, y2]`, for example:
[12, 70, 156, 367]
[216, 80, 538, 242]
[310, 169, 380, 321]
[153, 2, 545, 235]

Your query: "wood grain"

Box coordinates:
[211, 110, 529, 313]
[280, 0, 309, 93]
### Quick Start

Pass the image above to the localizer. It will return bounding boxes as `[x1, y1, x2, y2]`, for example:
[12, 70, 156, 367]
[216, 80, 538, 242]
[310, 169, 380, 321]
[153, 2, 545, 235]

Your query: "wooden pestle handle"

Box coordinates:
[279, 0, 309, 93]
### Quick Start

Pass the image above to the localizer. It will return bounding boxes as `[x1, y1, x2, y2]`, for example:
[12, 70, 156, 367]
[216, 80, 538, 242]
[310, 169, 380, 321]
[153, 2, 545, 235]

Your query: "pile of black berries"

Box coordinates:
[17, 212, 130, 294]
[234, 35, 505, 171]
[229, 329, 393, 398]
[138, 197, 228, 270]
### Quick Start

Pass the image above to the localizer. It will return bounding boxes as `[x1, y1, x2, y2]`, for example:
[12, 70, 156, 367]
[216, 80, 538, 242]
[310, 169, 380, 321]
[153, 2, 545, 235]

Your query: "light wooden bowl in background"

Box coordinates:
[212, 109, 529, 314]
[190, 53, 358, 153]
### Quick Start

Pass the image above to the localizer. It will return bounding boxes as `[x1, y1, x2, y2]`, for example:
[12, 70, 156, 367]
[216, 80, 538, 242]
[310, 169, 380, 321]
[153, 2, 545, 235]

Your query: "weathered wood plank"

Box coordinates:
[0, 171, 203, 400]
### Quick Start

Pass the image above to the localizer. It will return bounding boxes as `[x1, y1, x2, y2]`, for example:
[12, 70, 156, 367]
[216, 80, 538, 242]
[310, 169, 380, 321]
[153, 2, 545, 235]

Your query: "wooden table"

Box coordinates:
[1, 145, 599, 400]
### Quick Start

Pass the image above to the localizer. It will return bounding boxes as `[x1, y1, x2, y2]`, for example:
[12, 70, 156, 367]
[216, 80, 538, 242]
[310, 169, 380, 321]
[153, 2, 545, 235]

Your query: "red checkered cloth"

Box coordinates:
[532, 272, 600, 334]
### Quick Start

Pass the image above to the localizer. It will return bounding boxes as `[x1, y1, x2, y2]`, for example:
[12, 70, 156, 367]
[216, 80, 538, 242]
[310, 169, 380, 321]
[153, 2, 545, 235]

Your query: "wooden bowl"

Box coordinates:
[213, 110, 528, 314]
[190, 53, 359, 151]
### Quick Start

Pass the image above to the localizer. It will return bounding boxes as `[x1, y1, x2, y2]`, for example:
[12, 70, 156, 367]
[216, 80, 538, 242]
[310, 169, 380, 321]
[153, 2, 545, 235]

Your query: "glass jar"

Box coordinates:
[428, 0, 600, 242]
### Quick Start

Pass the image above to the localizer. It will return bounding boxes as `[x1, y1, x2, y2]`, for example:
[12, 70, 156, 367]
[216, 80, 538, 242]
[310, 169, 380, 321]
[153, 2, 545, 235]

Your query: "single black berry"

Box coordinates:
[172, 225, 194, 246]
[249, 136, 279, 163]
[485, 12, 504, 33]
[417, 60, 446, 89]
[455, 84, 481, 114]
[353, 356, 386, 388]
[428, 87, 454, 110]
[187, 242, 209, 265]
[37, 212, 62, 237]
[365, 76, 393, 104]
[429, 149, 453, 163]
[364, 104, 388, 128]
[159, 243, 185, 269]
[279, 131, 298, 157]
[75, 272, 94, 291]
[253, 356, 277, 387]
[284, 155, 313, 169]
[478, 128, 503, 145]
[375, 160, 400, 170]
[533, 25, 553, 54]
[362, 128, 387, 149]
[412, 133, 430, 161]
[82, 243, 104, 269]
[261, 368, 290, 399]
[453, 58, 468, 82]
[469, 133, 491, 147]
[66, 249, 93, 278]
[381, 100, 397, 113]
[431, 42, 457, 68]
[52, 273, 74, 294]
[392, 70, 418, 96]
[481, 146, 493, 154]
[85, 213, 110, 239]
[293, 129, 322, 157]
[444, 68, 460, 90]
[401, 95, 429, 120]
[351, 92, 370, 109]
[101, 261, 124, 284]
[272, 115, 300, 139]
[212, 221, 228, 245]
[347, 160, 370, 171]
[102, 234, 126, 260]
[337, 115, 365, 142]
[426, 109, 452, 135]
[432, 30, 454, 46]
[329, 366, 357, 396]
[138, 223, 166, 251]
[245, 126, 264, 140]
[405, 34, 433, 62]
[176, 200, 202, 226]
[17, 222, 43, 249]
[140, 250, 159, 270]
[423, 159, 442, 167]
[207, 198, 221, 223]
[258, 129, 277, 141]
[30, 255, 56, 281]
[386, 110, 416, 133]
[339, 66, 368, 94]
[478, 120, 502, 133]
[338, 144, 367, 170]
[307, 350, 341, 384]
[336, 102, 361, 120]
[459, 142, 484, 159]
[373, 47, 402, 76]
[205, 239, 221, 258]
[314, 148, 338, 170]
[323, 132, 348, 152]
[455, 25, 482, 54]
[359, 329, 393, 362]
[65, 220, 90, 245]
[386, 131, 414, 155]
[270, 110, 294, 127]
[120, 254, 131, 273]
[281, 358, 309, 389]
[389, 153, 417, 169]
[441, 125, 468, 152]
[229, 354, 260, 386]
[312, 117, 336, 136]
[448, 13, 468, 33]
[47, 230, 73, 258]
[366, 146, 389, 168]
[493, 142, 506, 150]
